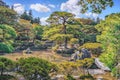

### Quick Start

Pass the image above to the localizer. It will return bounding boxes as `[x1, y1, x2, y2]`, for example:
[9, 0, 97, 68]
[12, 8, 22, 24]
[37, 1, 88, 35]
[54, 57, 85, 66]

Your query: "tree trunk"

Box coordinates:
[1, 68, 3, 76]
[63, 20, 67, 49]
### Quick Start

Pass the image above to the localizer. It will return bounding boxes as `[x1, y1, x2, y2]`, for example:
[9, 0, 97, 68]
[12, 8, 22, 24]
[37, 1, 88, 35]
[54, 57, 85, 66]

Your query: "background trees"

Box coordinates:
[0, 6, 17, 25]
[20, 10, 40, 24]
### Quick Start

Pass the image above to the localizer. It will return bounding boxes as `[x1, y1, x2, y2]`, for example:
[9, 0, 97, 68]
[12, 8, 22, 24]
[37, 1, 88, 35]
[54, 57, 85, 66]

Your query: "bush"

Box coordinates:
[80, 74, 94, 80]
[17, 57, 58, 80]
[0, 43, 14, 53]
[52, 45, 59, 52]
[69, 38, 79, 44]
[0, 75, 16, 80]
[0, 57, 14, 76]
[79, 43, 102, 56]
[112, 66, 120, 77]
[64, 74, 76, 80]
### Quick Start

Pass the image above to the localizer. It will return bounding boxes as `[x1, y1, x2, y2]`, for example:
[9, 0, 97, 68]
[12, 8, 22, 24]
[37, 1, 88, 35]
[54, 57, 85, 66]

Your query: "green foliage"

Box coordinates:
[33, 25, 43, 40]
[77, 58, 94, 69]
[20, 10, 40, 24]
[0, 24, 16, 53]
[58, 58, 94, 75]
[0, 57, 14, 76]
[80, 43, 101, 49]
[81, 25, 99, 43]
[64, 74, 76, 80]
[52, 45, 59, 52]
[47, 11, 74, 24]
[112, 65, 120, 78]
[0, 43, 14, 53]
[43, 25, 72, 44]
[80, 43, 102, 55]
[99, 53, 115, 69]
[34, 26, 43, 37]
[0, 75, 16, 80]
[80, 74, 94, 80]
[20, 10, 32, 21]
[70, 18, 97, 25]
[45, 11, 75, 48]
[0, 24, 17, 41]
[69, 38, 79, 44]
[0, 6, 17, 25]
[96, 13, 120, 70]
[57, 61, 79, 75]
[17, 57, 58, 80]
[78, 0, 113, 13]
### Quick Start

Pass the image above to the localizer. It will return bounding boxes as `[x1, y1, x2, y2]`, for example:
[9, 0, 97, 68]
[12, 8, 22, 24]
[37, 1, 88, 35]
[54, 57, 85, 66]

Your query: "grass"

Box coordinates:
[1, 50, 69, 62]
[94, 72, 116, 80]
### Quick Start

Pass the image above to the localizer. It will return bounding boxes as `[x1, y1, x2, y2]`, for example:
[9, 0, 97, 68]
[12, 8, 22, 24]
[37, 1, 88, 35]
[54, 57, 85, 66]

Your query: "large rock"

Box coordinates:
[71, 48, 91, 61]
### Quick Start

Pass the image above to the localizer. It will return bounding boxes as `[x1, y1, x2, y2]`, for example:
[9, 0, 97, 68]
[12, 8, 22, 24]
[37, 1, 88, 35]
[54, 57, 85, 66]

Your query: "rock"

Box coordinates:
[70, 48, 91, 61]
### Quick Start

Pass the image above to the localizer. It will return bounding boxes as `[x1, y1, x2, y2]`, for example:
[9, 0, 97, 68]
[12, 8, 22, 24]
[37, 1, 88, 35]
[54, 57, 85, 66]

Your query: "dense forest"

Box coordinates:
[0, 0, 120, 80]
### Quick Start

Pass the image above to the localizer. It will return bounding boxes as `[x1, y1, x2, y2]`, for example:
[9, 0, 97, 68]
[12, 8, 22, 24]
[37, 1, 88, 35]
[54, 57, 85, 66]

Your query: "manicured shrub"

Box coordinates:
[79, 43, 102, 56]
[0, 57, 14, 76]
[0, 43, 14, 53]
[69, 38, 79, 44]
[17, 57, 58, 80]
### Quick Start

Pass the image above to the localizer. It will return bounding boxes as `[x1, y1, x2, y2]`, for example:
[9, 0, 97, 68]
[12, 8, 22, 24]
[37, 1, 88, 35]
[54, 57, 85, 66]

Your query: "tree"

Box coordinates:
[16, 19, 32, 41]
[78, 0, 113, 13]
[67, 18, 99, 45]
[17, 57, 58, 80]
[77, 58, 94, 74]
[71, 18, 97, 25]
[20, 10, 40, 24]
[0, 6, 17, 25]
[33, 25, 43, 41]
[32, 17, 40, 24]
[45, 11, 75, 49]
[20, 10, 32, 21]
[96, 13, 120, 71]
[0, 24, 16, 41]
[0, 57, 14, 76]
[0, 24, 17, 53]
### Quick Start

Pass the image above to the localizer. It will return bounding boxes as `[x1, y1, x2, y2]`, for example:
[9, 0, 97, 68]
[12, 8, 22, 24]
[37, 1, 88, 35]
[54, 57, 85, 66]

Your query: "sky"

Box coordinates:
[3, 0, 120, 25]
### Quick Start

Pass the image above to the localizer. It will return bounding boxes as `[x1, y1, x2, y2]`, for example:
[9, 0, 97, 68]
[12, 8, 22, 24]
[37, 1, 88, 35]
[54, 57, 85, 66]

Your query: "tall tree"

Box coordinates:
[20, 10, 31, 21]
[32, 17, 40, 24]
[45, 11, 75, 49]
